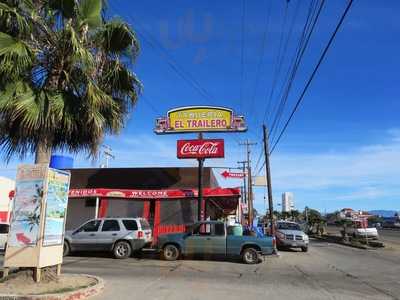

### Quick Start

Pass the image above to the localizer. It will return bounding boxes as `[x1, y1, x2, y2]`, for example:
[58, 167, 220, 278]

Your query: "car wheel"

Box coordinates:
[163, 244, 180, 261]
[301, 246, 308, 252]
[113, 241, 132, 259]
[63, 240, 70, 257]
[242, 248, 260, 264]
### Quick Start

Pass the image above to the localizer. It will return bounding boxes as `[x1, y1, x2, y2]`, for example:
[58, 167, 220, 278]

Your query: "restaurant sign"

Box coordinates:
[177, 139, 224, 159]
[154, 106, 247, 134]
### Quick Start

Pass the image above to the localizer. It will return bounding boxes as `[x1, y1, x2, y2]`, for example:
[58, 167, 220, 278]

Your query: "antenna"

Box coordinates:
[100, 145, 115, 168]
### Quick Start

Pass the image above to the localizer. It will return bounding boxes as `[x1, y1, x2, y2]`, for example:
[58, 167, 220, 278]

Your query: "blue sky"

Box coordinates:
[1, 0, 400, 214]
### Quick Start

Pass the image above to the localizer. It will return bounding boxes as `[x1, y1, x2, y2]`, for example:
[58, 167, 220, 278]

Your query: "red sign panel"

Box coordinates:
[177, 139, 224, 159]
[221, 171, 246, 179]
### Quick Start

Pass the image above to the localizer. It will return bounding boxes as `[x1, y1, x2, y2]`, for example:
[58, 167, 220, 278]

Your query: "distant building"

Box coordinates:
[282, 192, 294, 212]
[339, 208, 373, 220]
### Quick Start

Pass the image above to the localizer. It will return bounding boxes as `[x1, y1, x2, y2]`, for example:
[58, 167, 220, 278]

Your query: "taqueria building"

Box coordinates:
[66, 167, 241, 243]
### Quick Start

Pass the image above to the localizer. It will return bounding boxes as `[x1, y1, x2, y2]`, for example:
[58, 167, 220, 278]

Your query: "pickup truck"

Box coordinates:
[157, 221, 275, 264]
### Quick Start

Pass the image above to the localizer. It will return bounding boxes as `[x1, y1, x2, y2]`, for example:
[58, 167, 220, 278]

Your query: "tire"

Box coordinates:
[163, 244, 180, 261]
[113, 241, 132, 259]
[242, 247, 260, 264]
[63, 240, 70, 257]
[301, 246, 308, 252]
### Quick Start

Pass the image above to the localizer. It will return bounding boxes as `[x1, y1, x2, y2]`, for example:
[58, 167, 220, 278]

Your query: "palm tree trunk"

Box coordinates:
[35, 141, 52, 164]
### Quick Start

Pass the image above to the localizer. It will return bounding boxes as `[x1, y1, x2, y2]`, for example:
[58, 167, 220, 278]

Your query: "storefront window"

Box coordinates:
[159, 199, 198, 225]
[106, 199, 144, 218]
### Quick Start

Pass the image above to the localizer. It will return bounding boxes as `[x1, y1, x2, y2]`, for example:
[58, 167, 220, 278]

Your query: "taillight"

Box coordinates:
[273, 236, 276, 247]
[137, 231, 143, 238]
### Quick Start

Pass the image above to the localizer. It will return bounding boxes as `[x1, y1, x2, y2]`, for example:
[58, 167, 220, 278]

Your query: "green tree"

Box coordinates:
[306, 208, 326, 235]
[0, 0, 141, 163]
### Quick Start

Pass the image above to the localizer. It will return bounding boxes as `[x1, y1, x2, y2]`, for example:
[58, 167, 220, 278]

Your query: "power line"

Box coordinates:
[261, 2, 289, 126]
[270, 0, 355, 154]
[248, 0, 273, 126]
[239, 0, 246, 113]
[110, 0, 216, 105]
[269, 0, 325, 143]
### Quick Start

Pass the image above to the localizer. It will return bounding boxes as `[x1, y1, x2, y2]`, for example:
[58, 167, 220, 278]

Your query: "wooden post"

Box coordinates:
[34, 267, 41, 283]
[2, 267, 9, 279]
[56, 264, 61, 276]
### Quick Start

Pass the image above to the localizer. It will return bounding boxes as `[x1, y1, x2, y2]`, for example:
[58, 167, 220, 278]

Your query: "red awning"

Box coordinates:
[68, 187, 240, 199]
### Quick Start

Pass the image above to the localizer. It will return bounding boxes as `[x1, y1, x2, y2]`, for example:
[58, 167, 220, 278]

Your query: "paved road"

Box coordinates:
[1, 240, 400, 299]
[378, 229, 400, 245]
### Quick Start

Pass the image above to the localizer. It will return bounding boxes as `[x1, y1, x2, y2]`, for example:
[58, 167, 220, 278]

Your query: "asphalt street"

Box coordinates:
[2, 239, 399, 300]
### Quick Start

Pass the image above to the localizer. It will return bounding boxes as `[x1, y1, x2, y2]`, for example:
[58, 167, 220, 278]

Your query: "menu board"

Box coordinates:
[43, 169, 70, 246]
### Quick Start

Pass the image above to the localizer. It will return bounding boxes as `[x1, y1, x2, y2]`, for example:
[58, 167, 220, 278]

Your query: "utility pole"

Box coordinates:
[101, 145, 115, 168]
[237, 161, 247, 205]
[262, 125, 275, 237]
[197, 133, 204, 222]
[239, 139, 257, 226]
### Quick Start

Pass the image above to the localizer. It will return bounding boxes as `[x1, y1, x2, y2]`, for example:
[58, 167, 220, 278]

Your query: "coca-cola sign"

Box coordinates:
[177, 139, 224, 159]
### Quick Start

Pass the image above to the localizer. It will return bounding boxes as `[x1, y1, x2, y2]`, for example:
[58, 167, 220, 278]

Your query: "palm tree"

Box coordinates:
[0, 0, 141, 163]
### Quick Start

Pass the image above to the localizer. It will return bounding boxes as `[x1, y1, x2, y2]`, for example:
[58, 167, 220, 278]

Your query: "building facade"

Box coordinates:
[282, 192, 294, 212]
[66, 167, 241, 243]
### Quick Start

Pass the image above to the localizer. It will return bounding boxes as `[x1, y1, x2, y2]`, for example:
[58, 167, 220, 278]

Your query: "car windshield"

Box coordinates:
[277, 223, 301, 231]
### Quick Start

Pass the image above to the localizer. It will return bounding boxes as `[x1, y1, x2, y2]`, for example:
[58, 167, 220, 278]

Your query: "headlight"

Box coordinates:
[276, 232, 285, 239]
[304, 235, 309, 241]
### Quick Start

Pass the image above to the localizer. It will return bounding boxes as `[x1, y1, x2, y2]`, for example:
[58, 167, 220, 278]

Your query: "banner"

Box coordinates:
[8, 165, 47, 247]
[177, 139, 225, 159]
[43, 169, 71, 246]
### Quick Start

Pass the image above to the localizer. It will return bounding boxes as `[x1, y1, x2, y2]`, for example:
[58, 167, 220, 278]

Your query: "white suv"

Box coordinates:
[64, 218, 152, 259]
[0, 223, 9, 252]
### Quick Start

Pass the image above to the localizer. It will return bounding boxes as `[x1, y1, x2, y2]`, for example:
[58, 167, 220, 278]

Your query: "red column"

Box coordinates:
[152, 200, 161, 245]
[142, 201, 150, 219]
[98, 198, 109, 218]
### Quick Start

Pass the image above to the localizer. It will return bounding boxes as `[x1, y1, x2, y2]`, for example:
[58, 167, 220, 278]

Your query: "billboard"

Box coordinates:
[177, 139, 225, 159]
[155, 106, 246, 134]
[8, 165, 47, 247]
[43, 169, 70, 246]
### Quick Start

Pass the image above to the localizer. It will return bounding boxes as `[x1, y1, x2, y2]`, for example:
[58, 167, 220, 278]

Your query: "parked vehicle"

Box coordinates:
[64, 218, 152, 259]
[0, 223, 9, 251]
[157, 221, 275, 264]
[275, 221, 309, 252]
[346, 220, 379, 239]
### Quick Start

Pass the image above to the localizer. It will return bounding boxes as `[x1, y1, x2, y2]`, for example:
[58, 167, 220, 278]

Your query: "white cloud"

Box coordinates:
[270, 129, 400, 193]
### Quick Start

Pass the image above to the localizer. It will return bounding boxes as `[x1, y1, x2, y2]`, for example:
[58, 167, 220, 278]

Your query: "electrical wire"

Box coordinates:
[269, 0, 325, 144]
[239, 0, 246, 114]
[270, 0, 355, 154]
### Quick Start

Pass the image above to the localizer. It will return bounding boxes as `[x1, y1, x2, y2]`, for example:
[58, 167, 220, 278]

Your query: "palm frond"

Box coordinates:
[78, 0, 102, 29]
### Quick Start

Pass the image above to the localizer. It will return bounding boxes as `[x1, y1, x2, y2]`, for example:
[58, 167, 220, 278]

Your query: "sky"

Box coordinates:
[1, 0, 400, 214]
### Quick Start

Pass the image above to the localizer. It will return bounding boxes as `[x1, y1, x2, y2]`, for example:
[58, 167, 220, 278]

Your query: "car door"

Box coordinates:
[96, 220, 122, 251]
[207, 223, 226, 256]
[185, 223, 211, 256]
[70, 220, 102, 251]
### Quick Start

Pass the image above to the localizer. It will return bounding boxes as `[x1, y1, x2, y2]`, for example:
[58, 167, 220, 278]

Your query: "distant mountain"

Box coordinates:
[369, 210, 398, 218]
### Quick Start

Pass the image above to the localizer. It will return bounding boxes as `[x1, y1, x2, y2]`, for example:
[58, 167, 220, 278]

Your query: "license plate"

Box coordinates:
[291, 242, 297, 247]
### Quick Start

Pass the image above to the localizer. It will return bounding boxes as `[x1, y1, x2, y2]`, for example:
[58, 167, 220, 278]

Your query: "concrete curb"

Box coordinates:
[0, 274, 104, 300]
[312, 236, 369, 250]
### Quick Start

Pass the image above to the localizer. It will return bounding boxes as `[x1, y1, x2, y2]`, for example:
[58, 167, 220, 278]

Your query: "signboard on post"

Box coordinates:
[4, 164, 71, 279]
[177, 139, 224, 159]
[155, 106, 247, 134]
[221, 171, 246, 179]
